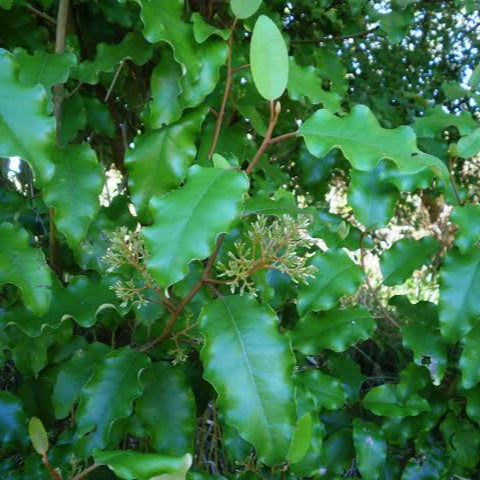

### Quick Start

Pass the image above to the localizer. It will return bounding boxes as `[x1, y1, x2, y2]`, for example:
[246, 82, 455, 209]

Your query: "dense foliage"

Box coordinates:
[1, 0, 480, 478]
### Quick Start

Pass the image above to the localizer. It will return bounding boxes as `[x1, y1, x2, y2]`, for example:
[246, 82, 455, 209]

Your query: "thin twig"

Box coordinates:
[105, 61, 124, 101]
[41, 454, 62, 480]
[232, 63, 250, 74]
[27, 4, 56, 25]
[290, 25, 379, 45]
[72, 464, 100, 480]
[269, 130, 298, 145]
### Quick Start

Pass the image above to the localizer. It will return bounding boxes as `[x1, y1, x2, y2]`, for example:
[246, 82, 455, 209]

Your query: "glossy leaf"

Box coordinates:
[0, 49, 55, 185]
[439, 247, 480, 342]
[143, 166, 249, 288]
[200, 295, 296, 465]
[231, 0, 262, 19]
[76, 347, 151, 455]
[297, 249, 365, 316]
[353, 419, 386, 480]
[43, 144, 104, 247]
[137, 363, 196, 456]
[250, 15, 289, 101]
[291, 307, 375, 354]
[458, 128, 480, 158]
[0, 391, 28, 449]
[380, 236, 439, 286]
[286, 413, 313, 464]
[0, 222, 51, 316]
[451, 204, 480, 252]
[28, 417, 48, 454]
[94, 451, 192, 480]
[296, 369, 347, 410]
[299, 105, 448, 181]
[126, 108, 207, 215]
[191, 13, 229, 43]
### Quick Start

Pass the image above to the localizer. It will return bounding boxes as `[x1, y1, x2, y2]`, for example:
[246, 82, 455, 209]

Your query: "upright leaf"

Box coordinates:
[0, 391, 28, 450]
[231, 0, 262, 19]
[200, 295, 296, 465]
[0, 222, 51, 316]
[43, 144, 104, 248]
[459, 322, 480, 389]
[250, 16, 289, 101]
[353, 419, 386, 480]
[76, 347, 150, 455]
[143, 166, 249, 287]
[286, 413, 313, 464]
[0, 49, 55, 185]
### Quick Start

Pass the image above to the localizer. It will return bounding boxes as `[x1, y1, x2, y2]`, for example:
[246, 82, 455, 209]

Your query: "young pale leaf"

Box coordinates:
[76, 347, 151, 456]
[250, 16, 289, 101]
[353, 419, 386, 480]
[297, 249, 365, 316]
[291, 307, 375, 354]
[231, 0, 262, 19]
[43, 144, 104, 248]
[459, 323, 480, 389]
[136, 363, 196, 456]
[126, 108, 207, 216]
[286, 413, 313, 464]
[380, 236, 439, 286]
[28, 417, 48, 455]
[458, 128, 480, 158]
[451, 204, 480, 252]
[296, 369, 346, 410]
[0, 391, 28, 449]
[143, 166, 249, 288]
[200, 295, 296, 466]
[299, 105, 448, 183]
[0, 222, 52, 316]
[94, 451, 192, 480]
[439, 247, 480, 342]
[0, 49, 55, 186]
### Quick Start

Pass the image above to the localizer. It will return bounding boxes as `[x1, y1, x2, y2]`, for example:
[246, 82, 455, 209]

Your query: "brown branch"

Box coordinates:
[27, 4, 56, 25]
[269, 131, 298, 145]
[232, 63, 250, 74]
[42, 454, 62, 480]
[72, 464, 100, 480]
[290, 26, 379, 45]
[207, 19, 237, 159]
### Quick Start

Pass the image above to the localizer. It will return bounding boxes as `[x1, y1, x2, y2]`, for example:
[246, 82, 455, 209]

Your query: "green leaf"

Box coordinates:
[348, 164, 399, 229]
[439, 247, 480, 342]
[200, 295, 296, 465]
[191, 13, 229, 43]
[136, 0, 227, 110]
[286, 413, 313, 464]
[379, 9, 413, 43]
[380, 237, 439, 286]
[291, 307, 376, 354]
[297, 249, 365, 315]
[28, 417, 48, 455]
[94, 451, 192, 480]
[73, 32, 152, 84]
[353, 419, 386, 480]
[459, 322, 480, 389]
[287, 57, 341, 112]
[0, 222, 51, 316]
[0, 391, 28, 450]
[458, 128, 480, 158]
[231, 0, 262, 19]
[53, 342, 111, 419]
[126, 108, 207, 216]
[137, 363, 196, 456]
[363, 384, 430, 417]
[414, 106, 477, 138]
[296, 369, 347, 410]
[466, 385, 480, 425]
[470, 63, 480, 90]
[43, 144, 104, 248]
[0, 49, 55, 185]
[76, 347, 151, 455]
[299, 105, 448, 182]
[143, 166, 249, 288]
[326, 352, 365, 401]
[451, 204, 480, 252]
[250, 15, 289, 101]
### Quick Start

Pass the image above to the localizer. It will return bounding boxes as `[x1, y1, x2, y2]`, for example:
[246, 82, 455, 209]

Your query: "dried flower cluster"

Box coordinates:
[217, 215, 318, 294]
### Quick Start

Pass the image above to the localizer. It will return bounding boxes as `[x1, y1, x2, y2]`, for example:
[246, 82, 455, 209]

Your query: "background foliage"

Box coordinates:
[1, 0, 480, 478]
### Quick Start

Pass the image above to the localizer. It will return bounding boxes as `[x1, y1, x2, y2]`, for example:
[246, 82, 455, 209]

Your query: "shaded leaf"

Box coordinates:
[0, 391, 28, 450]
[459, 322, 480, 389]
[296, 369, 347, 410]
[451, 204, 480, 252]
[353, 419, 386, 480]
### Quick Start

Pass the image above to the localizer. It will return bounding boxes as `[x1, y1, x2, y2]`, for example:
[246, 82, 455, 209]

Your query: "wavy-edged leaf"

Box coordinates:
[296, 369, 346, 410]
[414, 106, 477, 138]
[191, 13, 229, 43]
[460, 323, 480, 389]
[0, 391, 28, 450]
[73, 32, 152, 84]
[94, 451, 192, 480]
[458, 128, 480, 158]
[0, 49, 55, 185]
[200, 295, 296, 465]
[299, 105, 448, 182]
[231, 0, 262, 19]
[439, 247, 480, 342]
[250, 15, 289, 101]
[353, 419, 386, 480]
[144, 166, 249, 288]
[53, 342, 111, 419]
[451, 204, 480, 252]
[286, 413, 313, 464]
[136, 0, 227, 110]
[297, 249, 365, 316]
[126, 108, 207, 216]
[291, 307, 375, 354]
[76, 347, 151, 455]
[0, 222, 51, 316]
[380, 236, 439, 286]
[137, 363, 196, 456]
[43, 144, 104, 247]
